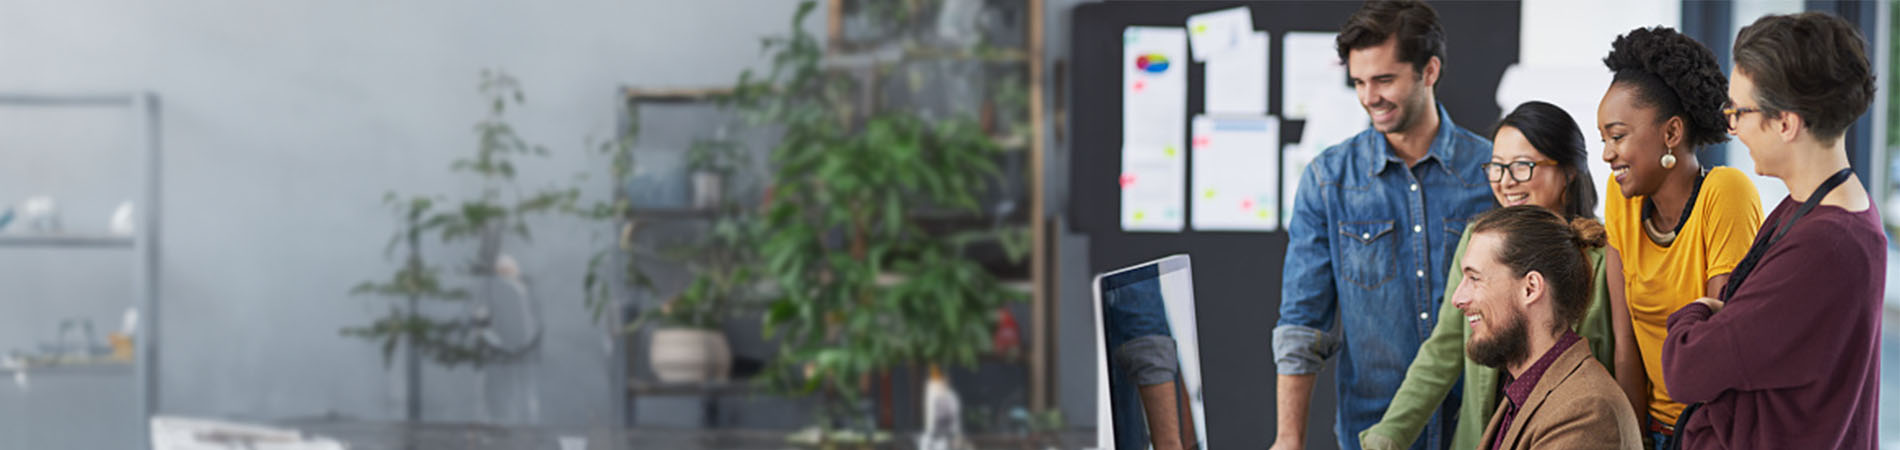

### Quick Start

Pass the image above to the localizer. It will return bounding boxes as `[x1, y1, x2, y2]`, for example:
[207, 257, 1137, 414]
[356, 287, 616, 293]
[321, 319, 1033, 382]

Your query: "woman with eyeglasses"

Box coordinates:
[1360, 101, 1623, 450]
[1659, 13, 1881, 449]
[1595, 27, 1764, 450]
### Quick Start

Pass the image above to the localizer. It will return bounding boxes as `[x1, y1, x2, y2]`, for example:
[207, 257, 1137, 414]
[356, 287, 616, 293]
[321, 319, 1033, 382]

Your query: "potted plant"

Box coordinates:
[731, 0, 1029, 439]
[343, 69, 579, 418]
[586, 115, 766, 385]
[636, 273, 738, 383]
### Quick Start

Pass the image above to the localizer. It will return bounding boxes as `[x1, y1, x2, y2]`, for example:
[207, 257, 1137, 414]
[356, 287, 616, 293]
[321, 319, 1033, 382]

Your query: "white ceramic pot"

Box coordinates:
[690, 172, 723, 210]
[649, 327, 732, 383]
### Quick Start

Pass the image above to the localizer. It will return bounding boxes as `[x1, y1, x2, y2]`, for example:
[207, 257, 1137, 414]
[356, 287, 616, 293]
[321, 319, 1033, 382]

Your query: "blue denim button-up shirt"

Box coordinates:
[1274, 104, 1494, 450]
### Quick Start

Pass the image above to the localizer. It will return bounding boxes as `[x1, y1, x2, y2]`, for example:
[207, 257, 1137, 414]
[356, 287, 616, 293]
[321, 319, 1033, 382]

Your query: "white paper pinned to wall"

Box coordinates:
[1205, 31, 1269, 116]
[1122, 26, 1188, 232]
[1281, 86, 1365, 229]
[1281, 32, 1352, 120]
[1186, 6, 1253, 62]
[1191, 115, 1279, 231]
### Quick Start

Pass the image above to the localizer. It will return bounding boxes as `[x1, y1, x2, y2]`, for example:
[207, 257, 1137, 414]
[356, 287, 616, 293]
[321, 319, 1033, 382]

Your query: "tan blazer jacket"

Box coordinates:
[1479, 342, 1642, 450]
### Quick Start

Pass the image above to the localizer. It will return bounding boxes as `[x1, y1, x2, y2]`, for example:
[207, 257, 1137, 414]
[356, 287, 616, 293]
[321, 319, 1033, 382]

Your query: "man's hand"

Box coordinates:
[1269, 439, 1305, 450]
[1693, 297, 1725, 314]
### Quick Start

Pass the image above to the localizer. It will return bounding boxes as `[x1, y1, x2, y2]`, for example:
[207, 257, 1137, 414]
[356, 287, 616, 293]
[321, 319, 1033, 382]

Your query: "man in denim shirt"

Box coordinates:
[1269, 2, 1494, 450]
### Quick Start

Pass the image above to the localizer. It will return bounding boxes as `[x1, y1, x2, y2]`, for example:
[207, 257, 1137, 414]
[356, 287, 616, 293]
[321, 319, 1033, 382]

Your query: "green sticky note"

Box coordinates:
[1194, 24, 1208, 34]
[1165, 146, 1177, 157]
[1134, 211, 1147, 220]
[1204, 190, 1217, 199]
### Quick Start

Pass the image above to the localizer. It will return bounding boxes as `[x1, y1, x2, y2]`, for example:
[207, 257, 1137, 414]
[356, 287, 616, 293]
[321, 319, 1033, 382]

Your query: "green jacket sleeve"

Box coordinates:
[1359, 227, 1474, 450]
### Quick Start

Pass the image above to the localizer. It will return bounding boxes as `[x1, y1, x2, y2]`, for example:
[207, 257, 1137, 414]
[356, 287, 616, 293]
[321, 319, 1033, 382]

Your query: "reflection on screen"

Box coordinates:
[1100, 263, 1206, 450]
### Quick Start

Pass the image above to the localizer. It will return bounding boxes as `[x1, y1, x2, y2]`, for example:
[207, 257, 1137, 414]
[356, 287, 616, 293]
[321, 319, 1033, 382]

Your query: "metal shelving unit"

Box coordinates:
[0, 92, 160, 450]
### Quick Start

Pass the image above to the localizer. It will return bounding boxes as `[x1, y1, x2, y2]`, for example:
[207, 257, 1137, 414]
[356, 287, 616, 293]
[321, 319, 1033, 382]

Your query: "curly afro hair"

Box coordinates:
[1602, 26, 1730, 149]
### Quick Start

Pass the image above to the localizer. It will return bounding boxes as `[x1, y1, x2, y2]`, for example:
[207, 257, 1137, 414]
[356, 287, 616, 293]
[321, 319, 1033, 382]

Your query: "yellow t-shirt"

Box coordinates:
[1604, 166, 1762, 425]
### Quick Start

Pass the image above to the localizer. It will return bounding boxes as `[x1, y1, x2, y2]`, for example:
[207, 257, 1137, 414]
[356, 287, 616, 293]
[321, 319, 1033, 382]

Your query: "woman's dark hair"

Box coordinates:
[1336, 0, 1446, 74]
[1471, 206, 1607, 333]
[1496, 101, 1597, 220]
[1734, 12, 1876, 143]
[1602, 26, 1730, 149]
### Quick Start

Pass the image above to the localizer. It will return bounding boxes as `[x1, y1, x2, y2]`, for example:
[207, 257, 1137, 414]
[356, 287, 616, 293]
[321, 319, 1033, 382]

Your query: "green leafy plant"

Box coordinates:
[344, 69, 579, 368]
[733, 0, 1029, 431]
[623, 140, 765, 334]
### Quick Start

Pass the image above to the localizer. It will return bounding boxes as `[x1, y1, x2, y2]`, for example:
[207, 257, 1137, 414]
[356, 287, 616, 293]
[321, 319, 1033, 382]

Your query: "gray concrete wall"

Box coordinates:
[0, 0, 820, 428]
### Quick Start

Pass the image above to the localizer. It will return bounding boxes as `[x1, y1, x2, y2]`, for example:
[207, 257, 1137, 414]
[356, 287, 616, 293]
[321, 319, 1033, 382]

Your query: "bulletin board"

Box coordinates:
[1068, 2, 1520, 449]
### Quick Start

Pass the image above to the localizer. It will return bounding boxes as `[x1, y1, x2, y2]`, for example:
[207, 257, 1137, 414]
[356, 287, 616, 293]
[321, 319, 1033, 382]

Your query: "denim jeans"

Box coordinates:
[1646, 416, 1676, 450]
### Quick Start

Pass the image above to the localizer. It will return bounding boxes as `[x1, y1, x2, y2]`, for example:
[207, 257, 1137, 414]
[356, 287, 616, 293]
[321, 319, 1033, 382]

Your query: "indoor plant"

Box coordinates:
[732, 0, 1029, 437]
[343, 69, 580, 418]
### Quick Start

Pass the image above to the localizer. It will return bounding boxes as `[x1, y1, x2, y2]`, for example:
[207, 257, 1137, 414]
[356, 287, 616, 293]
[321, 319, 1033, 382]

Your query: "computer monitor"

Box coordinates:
[1093, 254, 1207, 450]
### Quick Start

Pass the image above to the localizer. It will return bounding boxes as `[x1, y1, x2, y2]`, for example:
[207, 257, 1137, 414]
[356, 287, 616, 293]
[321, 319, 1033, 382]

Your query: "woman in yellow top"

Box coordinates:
[1595, 27, 1764, 449]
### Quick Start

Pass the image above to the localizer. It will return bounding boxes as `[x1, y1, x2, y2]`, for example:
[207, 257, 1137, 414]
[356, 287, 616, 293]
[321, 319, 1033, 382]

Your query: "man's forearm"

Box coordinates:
[1138, 381, 1195, 450]
[1276, 373, 1317, 445]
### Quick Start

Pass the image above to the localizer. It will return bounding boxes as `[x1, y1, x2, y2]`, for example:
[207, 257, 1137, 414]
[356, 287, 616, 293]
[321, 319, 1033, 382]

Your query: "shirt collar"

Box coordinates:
[1502, 330, 1582, 408]
[1363, 102, 1462, 178]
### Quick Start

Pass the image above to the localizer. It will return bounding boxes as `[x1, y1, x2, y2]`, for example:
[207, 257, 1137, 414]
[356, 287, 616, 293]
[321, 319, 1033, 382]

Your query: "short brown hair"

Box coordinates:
[1335, 0, 1446, 74]
[1734, 12, 1876, 143]
[1470, 206, 1606, 333]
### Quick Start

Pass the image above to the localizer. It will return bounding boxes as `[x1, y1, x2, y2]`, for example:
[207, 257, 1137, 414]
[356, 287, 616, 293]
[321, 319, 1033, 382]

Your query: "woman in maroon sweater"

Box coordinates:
[1661, 12, 1883, 449]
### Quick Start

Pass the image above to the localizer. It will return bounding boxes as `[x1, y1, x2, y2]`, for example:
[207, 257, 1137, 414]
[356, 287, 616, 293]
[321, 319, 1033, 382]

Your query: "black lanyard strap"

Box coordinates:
[1719, 167, 1856, 300]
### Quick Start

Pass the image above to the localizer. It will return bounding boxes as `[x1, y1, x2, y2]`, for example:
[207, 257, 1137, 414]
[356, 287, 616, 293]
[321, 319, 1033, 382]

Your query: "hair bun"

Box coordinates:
[1569, 217, 1608, 248]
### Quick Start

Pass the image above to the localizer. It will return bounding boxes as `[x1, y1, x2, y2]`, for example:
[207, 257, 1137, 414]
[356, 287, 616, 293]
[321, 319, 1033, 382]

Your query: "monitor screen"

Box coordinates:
[1094, 254, 1206, 450]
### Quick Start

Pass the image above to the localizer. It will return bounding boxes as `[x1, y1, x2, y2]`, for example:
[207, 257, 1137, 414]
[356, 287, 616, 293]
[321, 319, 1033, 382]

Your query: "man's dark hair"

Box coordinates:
[1602, 26, 1730, 149]
[1470, 206, 1606, 333]
[1734, 12, 1876, 143]
[1335, 0, 1446, 74]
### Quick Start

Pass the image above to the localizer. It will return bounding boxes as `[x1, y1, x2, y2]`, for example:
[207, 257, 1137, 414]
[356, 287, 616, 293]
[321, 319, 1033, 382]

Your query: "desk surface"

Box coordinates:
[274, 419, 1095, 450]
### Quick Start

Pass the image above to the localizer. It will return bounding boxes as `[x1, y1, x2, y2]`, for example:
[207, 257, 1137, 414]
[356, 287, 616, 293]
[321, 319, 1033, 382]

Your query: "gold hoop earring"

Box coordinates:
[1660, 151, 1678, 170]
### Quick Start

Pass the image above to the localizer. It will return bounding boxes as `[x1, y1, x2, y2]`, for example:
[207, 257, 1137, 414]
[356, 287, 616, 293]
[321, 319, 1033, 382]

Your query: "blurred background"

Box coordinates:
[0, 1, 1893, 449]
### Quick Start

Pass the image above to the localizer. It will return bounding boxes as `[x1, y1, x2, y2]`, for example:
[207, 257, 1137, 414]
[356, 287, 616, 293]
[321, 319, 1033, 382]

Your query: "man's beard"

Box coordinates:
[1468, 308, 1530, 369]
[1373, 82, 1429, 133]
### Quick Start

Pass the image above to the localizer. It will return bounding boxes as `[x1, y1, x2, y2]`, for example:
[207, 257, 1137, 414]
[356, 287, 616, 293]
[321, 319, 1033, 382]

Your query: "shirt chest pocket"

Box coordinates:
[1336, 220, 1398, 291]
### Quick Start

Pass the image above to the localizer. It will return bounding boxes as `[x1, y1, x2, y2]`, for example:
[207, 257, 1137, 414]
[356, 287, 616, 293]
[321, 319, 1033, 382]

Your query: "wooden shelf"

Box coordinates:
[0, 234, 136, 249]
[623, 87, 734, 103]
[626, 379, 754, 396]
[627, 208, 718, 220]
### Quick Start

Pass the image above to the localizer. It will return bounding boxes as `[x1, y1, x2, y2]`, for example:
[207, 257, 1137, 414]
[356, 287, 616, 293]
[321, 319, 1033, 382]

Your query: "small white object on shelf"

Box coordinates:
[3, 355, 27, 390]
[110, 201, 136, 235]
[21, 195, 59, 233]
[123, 307, 140, 336]
[919, 365, 966, 450]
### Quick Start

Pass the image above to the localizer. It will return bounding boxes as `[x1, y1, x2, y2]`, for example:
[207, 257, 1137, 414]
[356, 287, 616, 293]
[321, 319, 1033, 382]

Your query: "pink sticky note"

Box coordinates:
[1119, 174, 1137, 189]
[1192, 136, 1211, 149]
[1133, 80, 1146, 93]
